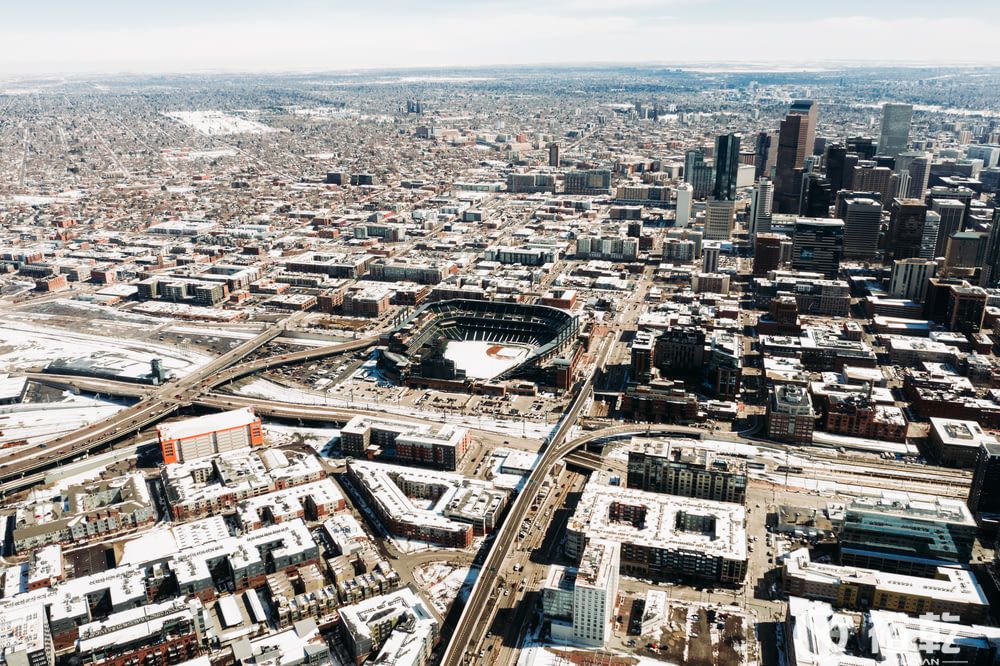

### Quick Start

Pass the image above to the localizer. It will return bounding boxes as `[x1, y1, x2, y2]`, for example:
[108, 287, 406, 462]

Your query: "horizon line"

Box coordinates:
[4, 58, 1000, 82]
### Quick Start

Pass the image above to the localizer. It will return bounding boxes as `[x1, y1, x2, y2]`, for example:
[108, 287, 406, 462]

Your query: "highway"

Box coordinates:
[0, 328, 279, 493]
[439, 326, 619, 666]
[2, 301, 976, 663]
[0, 332, 380, 494]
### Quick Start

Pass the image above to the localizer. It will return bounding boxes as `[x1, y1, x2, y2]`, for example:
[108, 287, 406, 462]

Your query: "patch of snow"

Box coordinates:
[164, 111, 281, 136]
[0, 320, 210, 377]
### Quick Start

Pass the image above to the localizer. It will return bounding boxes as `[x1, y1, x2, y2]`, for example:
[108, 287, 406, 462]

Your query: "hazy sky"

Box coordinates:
[2, 0, 999, 75]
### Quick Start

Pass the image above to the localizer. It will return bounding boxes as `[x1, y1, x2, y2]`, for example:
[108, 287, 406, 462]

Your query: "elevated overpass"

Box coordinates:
[0, 327, 290, 493]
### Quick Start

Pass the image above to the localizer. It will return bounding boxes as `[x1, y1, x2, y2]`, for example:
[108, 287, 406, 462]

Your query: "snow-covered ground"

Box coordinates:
[0, 320, 210, 378]
[517, 647, 667, 666]
[389, 536, 443, 555]
[165, 325, 258, 339]
[237, 378, 552, 440]
[443, 340, 530, 379]
[413, 562, 474, 615]
[164, 111, 280, 135]
[162, 147, 239, 161]
[6, 190, 86, 205]
[0, 392, 128, 452]
[263, 422, 340, 456]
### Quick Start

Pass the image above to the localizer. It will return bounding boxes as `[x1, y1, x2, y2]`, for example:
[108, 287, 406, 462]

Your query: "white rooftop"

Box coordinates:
[568, 480, 746, 561]
[158, 407, 258, 442]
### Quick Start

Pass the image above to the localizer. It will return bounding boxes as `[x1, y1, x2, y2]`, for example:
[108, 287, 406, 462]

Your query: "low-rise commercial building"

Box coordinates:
[347, 461, 508, 548]
[341, 416, 470, 470]
[340, 588, 438, 666]
[783, 548, 988, 623]
[626, 438, 747, 504]
[833, 492, 979, 575]
[767, 384, 816, 444]
[926, 417, 998, 468]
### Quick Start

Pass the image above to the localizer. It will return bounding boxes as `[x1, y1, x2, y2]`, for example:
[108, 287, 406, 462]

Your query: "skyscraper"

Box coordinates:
[919, 211, 941, 260]
[791, 217, 844, 277]
[889, 258, 936, 302]
[702, 245, 720, 273]
[842, 197, 882, 259]
[754, 131, 776, 179]
[944, 232, 986, 273]
[548, 142, 560, 167]
[749, 178, 774, 236]
[876, 103, 911, 156]
[946, 284, 988, 334]
[874, 155, 896, 170]
[790, 100, 818, 159]
[713, 133, 741, 201]
[966, 145, 1000, 169]
[907, 153, 932, 198]
[979, 209, 1000, 288]
[674, 183, 693, 227]
[852, 162, 897, 204]
[836, 190, 883, 221]
[931, 198, 966, 257]
[887, 198, 928, 260]
[704, 199, 736, 240]
[684, 149, 712, 199]
[799, 172, 833, 217]
[894, 150, 922, 174]
[774, 100, 817, 213]
[753, 233, 785, 277]
[824, 143, 849, 193]
[967, 442, 1000, 531]
[894, 171, 911, 199]
[846, 136, 877, 161]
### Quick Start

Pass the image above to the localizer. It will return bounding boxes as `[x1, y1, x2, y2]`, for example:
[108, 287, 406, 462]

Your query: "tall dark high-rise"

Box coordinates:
[824, 143, 849, 193]
[799, 172, 833, 218]
[753, 233, 784, 277]
[790, 100, 818, 157]
[791, 217, 844, 277]
[548, 142, 560, 167]
[712, 133, 741, 201]
[878, 103, 913, 158]
[684, 149, 713, 199]
[980, 209, 1000, 288]
[754, 131, 776, 179]
[842, 197, 882, 259]
[968, 441, 1000, 531]
[749, 178, 774, 236]
[774, 100, 818, 213]
[907, 153, 932, 198]
[847, 136, 877, 161]
[887, 198, 928, 260]
[874, 155, 896, 170]
[931, 198, 966, 257]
